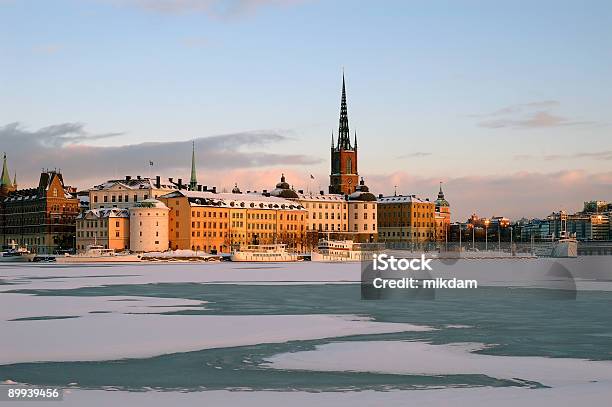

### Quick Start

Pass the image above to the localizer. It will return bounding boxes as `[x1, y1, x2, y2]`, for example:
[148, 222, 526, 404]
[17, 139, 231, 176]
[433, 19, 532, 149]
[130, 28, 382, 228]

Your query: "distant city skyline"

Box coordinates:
[1, 0, 611, 219]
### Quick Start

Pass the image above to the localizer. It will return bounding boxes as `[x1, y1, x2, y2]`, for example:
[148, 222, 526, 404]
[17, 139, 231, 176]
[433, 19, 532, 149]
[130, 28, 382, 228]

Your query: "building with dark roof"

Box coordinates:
[1, 168, 79, 253]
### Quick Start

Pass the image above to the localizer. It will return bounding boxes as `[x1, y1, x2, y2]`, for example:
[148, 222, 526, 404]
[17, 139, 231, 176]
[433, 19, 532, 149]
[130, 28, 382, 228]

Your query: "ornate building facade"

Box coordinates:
[329, 74, 359, 195]
[0, 162, 79, 253]
[434, 182, 451, 242]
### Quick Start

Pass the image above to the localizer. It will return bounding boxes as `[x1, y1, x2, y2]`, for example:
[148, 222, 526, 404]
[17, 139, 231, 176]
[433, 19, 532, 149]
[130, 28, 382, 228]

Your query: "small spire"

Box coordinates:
[281, 173, 285, 182]
[354, 130, 357, 149]
[189, 141, 197, 191]
[1, 152, 12, 187]
[331, 131, 334, 149]
[13, 172, 17, 188]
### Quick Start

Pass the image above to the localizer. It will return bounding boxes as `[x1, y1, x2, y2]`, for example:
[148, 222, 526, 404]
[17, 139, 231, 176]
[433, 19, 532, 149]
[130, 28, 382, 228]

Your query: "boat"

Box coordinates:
[311, 239, 385, 262]
[230, 244, 300, 262]
[0, 241, 35, 262]
[56, 245, 142, 263]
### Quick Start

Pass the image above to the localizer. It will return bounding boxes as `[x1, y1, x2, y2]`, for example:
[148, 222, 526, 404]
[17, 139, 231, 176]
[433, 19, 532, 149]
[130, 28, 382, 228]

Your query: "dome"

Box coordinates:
[275, 173, 290, 190]
[270, 173, 298, 199]
[435, 182, 450, 207]
[348, 177, 377, 201]
[134, 198, 167, 209]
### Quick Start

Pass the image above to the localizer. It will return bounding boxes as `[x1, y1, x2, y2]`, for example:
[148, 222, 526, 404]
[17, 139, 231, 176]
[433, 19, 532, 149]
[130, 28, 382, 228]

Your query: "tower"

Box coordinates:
[189, 141, 197, 191]
[0, 153, 16, 197]
[329, 74, 359, 195]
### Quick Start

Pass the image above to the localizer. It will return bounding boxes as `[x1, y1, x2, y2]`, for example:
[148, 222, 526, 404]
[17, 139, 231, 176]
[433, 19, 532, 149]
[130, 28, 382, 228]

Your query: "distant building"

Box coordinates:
[0, 166, 79, 253]
[377, 194, 436, 244]
[129, 199, 170, 252]
[0, 153, 17, 197]
[76, 208, 130, 252]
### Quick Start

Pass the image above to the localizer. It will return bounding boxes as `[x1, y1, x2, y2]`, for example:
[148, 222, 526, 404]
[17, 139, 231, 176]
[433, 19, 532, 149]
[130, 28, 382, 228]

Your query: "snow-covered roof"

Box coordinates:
[90, 177, 179, 192]
[160, 190, 305, 211]
[77, 208, 129, 219]
[378, 195, 432, 204]
[295, 192, 347, 202]
[131, 199, 168, 209]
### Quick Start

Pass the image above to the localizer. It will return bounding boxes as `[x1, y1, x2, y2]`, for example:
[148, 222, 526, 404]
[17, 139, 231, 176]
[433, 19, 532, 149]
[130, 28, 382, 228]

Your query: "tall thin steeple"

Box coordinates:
[1, 153, 12, 188]
[354, 131, 357, 149]
[337, 73, 352, 150]
[331, 131, 335, 148]
[438, 181, 444, 199]
[189, 141, 197, 191]
[13, 172, 17, 189]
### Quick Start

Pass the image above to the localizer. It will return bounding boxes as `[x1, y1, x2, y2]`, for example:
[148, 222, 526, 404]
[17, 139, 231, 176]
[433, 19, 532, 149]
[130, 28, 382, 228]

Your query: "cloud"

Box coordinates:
[0, 122, 321, 190]
[514, 151, 612, 161]
[363, 170, 612, 221]
[112, 0, 305, 18]
[396, 152, 432, 159]
[472, 100, 597, 129]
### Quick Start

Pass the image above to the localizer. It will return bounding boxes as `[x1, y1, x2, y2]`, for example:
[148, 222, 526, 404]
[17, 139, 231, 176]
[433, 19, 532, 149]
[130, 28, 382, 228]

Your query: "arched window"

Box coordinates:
[346, 158, 352, 174]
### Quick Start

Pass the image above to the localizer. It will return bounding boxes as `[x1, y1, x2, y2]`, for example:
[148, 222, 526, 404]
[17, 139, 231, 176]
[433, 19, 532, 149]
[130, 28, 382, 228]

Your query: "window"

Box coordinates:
[115, 221, 119, 227]
[346, 158, 352, 174]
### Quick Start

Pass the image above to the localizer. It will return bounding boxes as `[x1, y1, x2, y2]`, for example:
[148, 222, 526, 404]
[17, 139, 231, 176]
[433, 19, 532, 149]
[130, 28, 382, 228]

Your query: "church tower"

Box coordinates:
[0, 153, 16, 197]
[329, 74, 359, 195]
[189, 141, 197, 191]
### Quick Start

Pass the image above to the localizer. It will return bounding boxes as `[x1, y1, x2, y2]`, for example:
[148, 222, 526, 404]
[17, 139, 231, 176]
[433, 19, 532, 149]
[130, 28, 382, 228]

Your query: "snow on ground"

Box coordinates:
[16, 382, 612, 407]
[0, 314, 431, 365]
[0, 293, 206, 320]
[265, 341, 612, 387]
[0, 262, 361, 293]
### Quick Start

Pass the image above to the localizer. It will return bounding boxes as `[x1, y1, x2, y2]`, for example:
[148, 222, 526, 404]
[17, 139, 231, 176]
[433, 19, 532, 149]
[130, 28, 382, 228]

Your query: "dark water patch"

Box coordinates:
[0, 339, 542, 391]
[7, 284, 612, 361]
[9, 315, 80, 321]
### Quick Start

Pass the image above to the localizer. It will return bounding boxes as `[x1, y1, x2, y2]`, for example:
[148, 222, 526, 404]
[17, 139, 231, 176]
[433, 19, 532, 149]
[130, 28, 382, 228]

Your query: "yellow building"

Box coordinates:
[76, 208, 130, 252]
[377, 194, 436, 245]
[268, 174, 377, 247]
[160, 190, 307, 253]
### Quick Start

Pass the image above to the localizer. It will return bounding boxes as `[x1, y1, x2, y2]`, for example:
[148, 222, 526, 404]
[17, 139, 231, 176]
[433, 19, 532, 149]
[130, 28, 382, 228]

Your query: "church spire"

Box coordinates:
[354, 131, 357, 149]
[1, 153, 12, 188]
[337, 72, 352, 150]
[189, 141, 197, 191]
[13, 172, 17, 189]
[331, 131, 334, 149]
[438, 181, 444, 198]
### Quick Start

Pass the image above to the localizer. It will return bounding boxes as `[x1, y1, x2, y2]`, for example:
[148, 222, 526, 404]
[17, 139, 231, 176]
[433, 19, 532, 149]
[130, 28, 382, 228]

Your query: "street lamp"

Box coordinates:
[484, 219, 490, 251]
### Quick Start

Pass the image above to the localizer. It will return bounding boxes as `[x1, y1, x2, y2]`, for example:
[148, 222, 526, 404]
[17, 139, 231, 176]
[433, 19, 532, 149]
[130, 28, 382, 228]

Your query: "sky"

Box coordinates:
[1, 0, 611, 220]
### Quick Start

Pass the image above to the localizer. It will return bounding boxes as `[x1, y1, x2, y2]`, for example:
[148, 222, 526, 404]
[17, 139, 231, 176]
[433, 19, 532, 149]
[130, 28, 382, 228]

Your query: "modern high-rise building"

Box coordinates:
[329, 74, 359, 195]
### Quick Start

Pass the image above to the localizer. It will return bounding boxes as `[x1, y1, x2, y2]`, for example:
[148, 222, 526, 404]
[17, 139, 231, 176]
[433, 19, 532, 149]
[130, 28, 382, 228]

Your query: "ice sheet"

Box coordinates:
[265, 340, 612, 387]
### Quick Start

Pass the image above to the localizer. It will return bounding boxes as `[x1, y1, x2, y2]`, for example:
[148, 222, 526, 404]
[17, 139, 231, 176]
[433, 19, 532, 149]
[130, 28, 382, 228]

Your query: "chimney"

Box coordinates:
[125, 175, 131, 181]
[378, 194, 383, 198]
[178, 178, 183, 189]
[155, 175, 161, 188]
[212, 186, 217, 193]
[263, 189, 267, 194]
[197, 185, 202, 192]
[137, 175, 141, 180]
[168, 177, 173, 183]
[320, 190, 324, 195]
[298, 189, 304, 194]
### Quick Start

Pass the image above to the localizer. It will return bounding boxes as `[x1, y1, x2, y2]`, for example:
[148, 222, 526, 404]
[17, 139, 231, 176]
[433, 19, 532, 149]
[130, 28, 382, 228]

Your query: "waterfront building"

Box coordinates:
[329, 74, 359, 195]
[269, 174, 377, 245]
[377, 194, 436, 244]
[434, 182, 451, 242]
[129, 199, 170, 252]
[0, 167, 79, 253]
[76, 208, 129, 252]
[520, 210, 610, 242]
[160, 190, 306, 253]
[89, 175, 181, 210]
